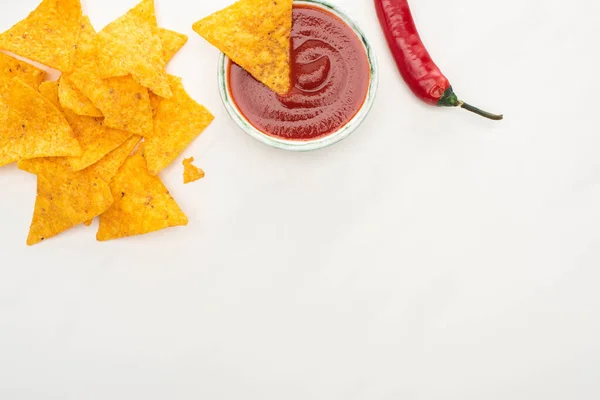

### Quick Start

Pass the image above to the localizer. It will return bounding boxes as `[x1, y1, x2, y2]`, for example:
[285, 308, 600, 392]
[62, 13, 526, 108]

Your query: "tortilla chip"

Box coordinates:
[94, 0, 171, 98]
[67, 115, 133, 171]
[72, 15, 97, 68]
[39, 80, 133, 171]
[145, 75, 214, 175]
[158, 28, 188, 63]
[58, 17, 103, 117]
[81, 134, 141, 226]
[58, 75, 103, 117]
[0, 79, 81, 167]
[192, 0, 292, 94]
[0, 0, 83, 72]
[0, 52, 46, 98]
[97, 152, 188, 241]
[85, 134, 141, 184]
[19, 158, 113, 245]
[68, 62, 153, 136]
[182, 157, 205, 184]
[37, 80, 61, 106]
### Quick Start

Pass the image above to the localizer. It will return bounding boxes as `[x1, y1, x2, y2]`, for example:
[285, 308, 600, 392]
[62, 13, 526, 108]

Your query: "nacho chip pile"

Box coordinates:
[0, 0, 214, 245]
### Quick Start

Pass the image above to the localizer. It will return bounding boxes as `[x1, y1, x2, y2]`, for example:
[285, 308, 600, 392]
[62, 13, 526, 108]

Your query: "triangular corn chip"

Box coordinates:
[85, 134, 142, 184]
[145, 75, 214, 175]
[182, 157, 204, 184]
[58, 75, 103, 117]
[81, 134, 141, 226]
[18, 157, 113, 246]
[192, 0, 292, 94]
[97, 152, 188, 241]
[0, 0, 82, 72]
[39, 80, 133, 171]
[94, 0, 171, 98]
[68, 62, 153, 136]
[0, 52, 45, 99]
[158, 28, 188, 63]
[0, 79, 81, 167]
[72, 16, 97, 68]
[19, 133, 141, 229]
[58, 16, 103, 117]
[148, 28, 188, 116]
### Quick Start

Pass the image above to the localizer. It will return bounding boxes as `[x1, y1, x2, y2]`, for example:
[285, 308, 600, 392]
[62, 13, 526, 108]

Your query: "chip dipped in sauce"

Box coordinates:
[228, 4, 371, 142]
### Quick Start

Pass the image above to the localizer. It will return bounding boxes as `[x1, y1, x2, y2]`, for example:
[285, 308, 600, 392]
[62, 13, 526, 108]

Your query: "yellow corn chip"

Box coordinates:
[58, 75, 103, 117]
[0, 0, 83, 72]
[37, 80, 61, 106]
[69, 62, 153, 136]
[95, 0, 171, 98]
[159, 28, 188, 63]
[67, 114, 133, 171]
[18, 158, 113, 246]
[145, 75, 214, 175]
[0, 79, 81, 167]
[58, 17, 103, 117]
[72, 16, 97, 68]
[97, 152, 188, 241]
[182, 157, 205, 184]
[85, 134, 142, 184]
[192, 0, 292, 94]
[81, 134, 141, 226]
[149, 92, 162, 116]
[39, 80, 133, 171]
[0, 52, 46, 99]
[19, 133, 140, 228]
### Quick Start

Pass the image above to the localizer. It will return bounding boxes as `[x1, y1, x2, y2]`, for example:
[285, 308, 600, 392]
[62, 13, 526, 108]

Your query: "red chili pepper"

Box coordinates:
[374, 0, 503, 120]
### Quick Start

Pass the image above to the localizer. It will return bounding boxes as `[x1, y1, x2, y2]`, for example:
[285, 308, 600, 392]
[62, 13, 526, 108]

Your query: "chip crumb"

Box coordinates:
[182, 157, 205, 184]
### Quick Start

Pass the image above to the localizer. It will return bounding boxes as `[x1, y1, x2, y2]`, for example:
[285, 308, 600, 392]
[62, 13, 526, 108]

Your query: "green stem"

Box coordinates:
[459, 101, 503, 120]
[437, 87, 503, 121]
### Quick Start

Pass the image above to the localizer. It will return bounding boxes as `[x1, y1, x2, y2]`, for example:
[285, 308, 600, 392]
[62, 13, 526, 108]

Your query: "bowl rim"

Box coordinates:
[217, 0, 379, 152]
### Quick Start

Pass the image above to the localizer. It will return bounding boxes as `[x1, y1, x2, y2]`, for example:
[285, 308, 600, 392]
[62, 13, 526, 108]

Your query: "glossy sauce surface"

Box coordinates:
[228, 5, 370, 141]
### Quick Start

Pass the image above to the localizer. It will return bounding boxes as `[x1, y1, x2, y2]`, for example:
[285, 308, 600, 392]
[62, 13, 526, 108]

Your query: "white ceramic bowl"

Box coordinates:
[217, 0, 379, 152]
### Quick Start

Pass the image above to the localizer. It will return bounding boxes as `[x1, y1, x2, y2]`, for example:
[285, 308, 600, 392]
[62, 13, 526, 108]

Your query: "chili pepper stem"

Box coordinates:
[438, 87, 503, 121]
[458, 101, 503, 121]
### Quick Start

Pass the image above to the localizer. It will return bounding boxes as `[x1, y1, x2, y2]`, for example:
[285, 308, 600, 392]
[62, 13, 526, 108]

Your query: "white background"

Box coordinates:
[1, 0, 600, 398]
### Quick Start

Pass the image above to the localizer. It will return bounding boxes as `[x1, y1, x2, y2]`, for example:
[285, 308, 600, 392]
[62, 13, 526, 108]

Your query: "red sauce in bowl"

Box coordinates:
[228, 4, 370, 141]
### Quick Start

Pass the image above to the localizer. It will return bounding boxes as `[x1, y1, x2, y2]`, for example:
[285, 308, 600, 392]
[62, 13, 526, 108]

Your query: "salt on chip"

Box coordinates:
[182, 157, 205, 184]
[192, 0, 292, 94]
[145, 75, 214, 175]
[18, 157, 113, 245]
[0, 0, 83, 72]
[0, 79, 81, 167]
[94, 0, 171, 98]
[39, 80, 133, 171]
[0, 52, 46, 98]
[158, 28, 188, 63]
[69, 63, 153, 136]
[97, 152, 188, 241]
